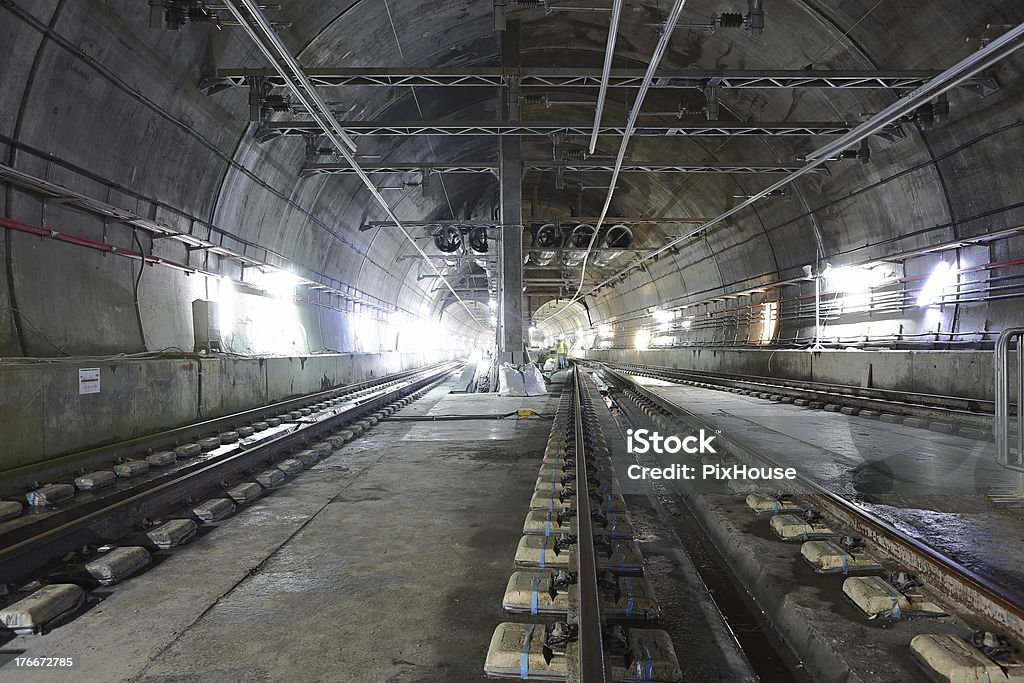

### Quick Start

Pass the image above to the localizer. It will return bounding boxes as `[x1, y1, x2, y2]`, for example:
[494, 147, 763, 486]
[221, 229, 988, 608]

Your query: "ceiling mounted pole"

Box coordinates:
[498, 18, 526, 361]
[570, 0, 690, 304]
[589, 0, 624, 155]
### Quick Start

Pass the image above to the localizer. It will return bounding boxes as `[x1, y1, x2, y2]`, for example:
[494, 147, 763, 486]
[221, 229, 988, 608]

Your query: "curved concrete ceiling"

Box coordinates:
[2, 0, 1022, 356]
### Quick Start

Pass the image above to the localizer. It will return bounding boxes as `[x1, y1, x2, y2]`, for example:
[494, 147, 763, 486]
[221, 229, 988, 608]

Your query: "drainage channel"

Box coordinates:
[0, 367, 456, 637]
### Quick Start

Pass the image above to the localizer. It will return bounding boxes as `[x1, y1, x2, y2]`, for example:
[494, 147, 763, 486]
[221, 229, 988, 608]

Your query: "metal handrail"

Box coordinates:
[995, 327, 1024, 473]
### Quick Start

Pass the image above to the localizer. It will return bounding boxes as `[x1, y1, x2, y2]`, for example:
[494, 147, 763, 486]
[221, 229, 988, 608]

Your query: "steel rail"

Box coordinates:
[598, 363, 1024, 644]
[570, 365, 610, 682]
[0, 362, 453, 494]
[0, 362, 460, 585]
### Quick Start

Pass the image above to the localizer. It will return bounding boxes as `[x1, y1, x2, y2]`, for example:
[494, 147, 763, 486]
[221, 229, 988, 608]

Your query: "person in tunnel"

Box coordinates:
[555, 337, 568, 369]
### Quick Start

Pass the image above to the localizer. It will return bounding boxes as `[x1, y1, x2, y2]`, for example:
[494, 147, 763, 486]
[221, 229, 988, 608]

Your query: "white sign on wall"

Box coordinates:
[79, 368, 101, 395]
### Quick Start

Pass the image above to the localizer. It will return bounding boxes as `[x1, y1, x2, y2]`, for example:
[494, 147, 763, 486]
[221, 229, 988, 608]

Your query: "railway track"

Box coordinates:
[588, 359, 1024, 681]
[485, 366, 683, 682]
[0, 361, 460, 595]
[600, 360, 997, 437]
[1, 362, 459, 495]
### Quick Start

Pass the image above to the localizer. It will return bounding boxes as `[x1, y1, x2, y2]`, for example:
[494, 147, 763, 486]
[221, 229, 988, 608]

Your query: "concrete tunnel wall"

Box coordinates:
[2, 2, 1024, 470]
[0, 1, 496, 359]
[4, 2, 1024, 363]
[520, 1, 1024, 347]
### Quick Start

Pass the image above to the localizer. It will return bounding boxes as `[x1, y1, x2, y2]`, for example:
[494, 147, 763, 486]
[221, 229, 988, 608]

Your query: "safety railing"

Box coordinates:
[993, 328, 1024, 503]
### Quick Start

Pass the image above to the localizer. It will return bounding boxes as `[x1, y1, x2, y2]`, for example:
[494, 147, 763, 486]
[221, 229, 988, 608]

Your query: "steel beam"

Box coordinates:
[201, 67, 997, 95]
[531, 161, 815, 174]
[364, 220, 502, 232]
[262, 120, 902, 140]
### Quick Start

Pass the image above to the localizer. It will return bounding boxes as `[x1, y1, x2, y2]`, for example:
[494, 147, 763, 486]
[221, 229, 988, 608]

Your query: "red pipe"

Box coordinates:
[0, 215, 210, 276]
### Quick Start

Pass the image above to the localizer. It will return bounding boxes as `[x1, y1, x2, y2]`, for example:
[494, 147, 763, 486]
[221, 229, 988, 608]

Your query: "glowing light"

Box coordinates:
[917, 261, 956, 307]
[652, 308, 674, 332]
[597, 324, 612, 337]
[680, 318, 693, 330]
[251, 268, 301, 299]
[652, 309, 674, 323]
[488, 298, 498, 310]
[392, 314, 448, 351]
[759, 302, 779, 345]
[634, 329, 651, 350]
[825, 264, 889, 293]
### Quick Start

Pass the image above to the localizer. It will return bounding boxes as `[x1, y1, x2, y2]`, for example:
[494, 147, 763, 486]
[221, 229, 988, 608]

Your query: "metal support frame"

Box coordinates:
[363, 218, 707, 231]
[259, 119, 903, 140]
[303, 160, 815, 176]
[499, 19, 526, 359]
[993, 327, 1024, 505]
[201, 67, 998, 95]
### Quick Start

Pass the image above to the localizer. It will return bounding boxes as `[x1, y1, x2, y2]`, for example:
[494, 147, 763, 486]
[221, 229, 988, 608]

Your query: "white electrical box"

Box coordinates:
[192, 299, 221, 352]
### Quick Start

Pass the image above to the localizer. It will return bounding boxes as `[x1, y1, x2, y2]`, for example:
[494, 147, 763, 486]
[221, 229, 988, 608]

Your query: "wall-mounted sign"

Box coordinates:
[79, 368, 101, 395]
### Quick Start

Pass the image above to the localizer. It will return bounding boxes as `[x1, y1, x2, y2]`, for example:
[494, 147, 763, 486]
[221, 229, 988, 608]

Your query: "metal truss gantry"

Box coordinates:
[301, 161, 819, 177]
[200, 67, 998, 95]
[260, 120, 903, 141]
